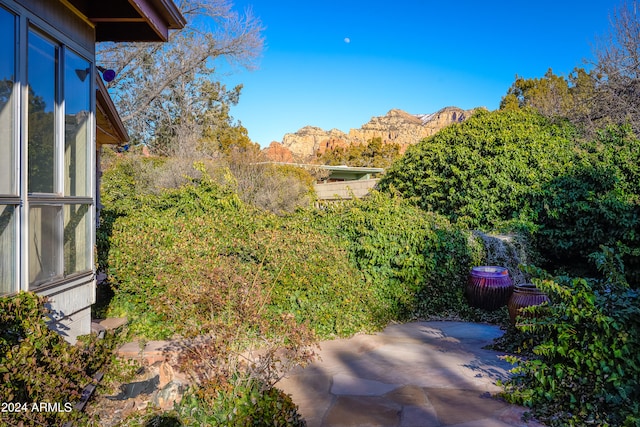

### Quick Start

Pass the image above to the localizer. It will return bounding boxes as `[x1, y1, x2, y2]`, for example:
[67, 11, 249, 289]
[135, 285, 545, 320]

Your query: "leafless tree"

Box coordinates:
[97, 0, 264, 154]
[591, 1, 640, 135]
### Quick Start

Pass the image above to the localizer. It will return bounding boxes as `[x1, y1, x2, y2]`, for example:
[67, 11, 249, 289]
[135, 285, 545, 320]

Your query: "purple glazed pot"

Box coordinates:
[466, 266, 513, 311]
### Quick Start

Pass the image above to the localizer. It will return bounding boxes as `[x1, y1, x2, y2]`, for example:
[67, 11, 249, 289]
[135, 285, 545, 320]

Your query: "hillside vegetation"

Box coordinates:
[99, 157, 490, 341]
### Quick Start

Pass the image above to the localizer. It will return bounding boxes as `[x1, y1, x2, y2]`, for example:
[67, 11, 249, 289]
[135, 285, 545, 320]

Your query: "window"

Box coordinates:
[0, 3, 95, 294]
[0, 7, 16, 196]
[29, 205, 63, 285]
[27, 203, 91, 286]
[27, 29, 94, 288]
[64, 50, 91, 197]
[0, 6, 17, 294]
[64, 204, 91, 276]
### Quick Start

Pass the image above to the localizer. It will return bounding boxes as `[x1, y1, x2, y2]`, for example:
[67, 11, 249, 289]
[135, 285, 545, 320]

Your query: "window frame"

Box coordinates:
[0, 5, 20, 294]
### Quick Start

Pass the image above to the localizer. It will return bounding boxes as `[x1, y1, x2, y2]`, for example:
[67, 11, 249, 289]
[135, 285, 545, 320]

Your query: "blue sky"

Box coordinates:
[224, 1, 615, 147]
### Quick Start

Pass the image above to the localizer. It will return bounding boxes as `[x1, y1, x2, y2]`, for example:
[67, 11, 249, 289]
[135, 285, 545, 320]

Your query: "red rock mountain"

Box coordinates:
[264, 106, 478, 161]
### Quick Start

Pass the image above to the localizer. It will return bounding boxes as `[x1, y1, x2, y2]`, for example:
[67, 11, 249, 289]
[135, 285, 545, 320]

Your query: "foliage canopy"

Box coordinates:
[378, 109, 578, 230]
[99, 157, 492, 341]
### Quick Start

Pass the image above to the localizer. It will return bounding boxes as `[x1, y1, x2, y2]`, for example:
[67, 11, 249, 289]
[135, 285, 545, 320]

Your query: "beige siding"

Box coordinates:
[314, 179, 379, 201]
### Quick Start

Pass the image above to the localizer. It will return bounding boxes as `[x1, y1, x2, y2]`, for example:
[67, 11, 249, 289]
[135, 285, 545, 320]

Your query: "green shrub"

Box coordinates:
[308, 191, 485, 321]
[104, 174, 370, 340]
[379, 110, 640, 280]
[0, 292, 116, 426]
[501, 248, 640, 426]
[534, 125, 640, 280]
[104, 175, 488, 341]
[378, 109, 578, 230]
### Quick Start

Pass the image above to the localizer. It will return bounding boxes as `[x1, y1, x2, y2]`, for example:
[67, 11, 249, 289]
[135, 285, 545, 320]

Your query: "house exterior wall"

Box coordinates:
[0, 0, 96, 343]
[314, 179, 379, 201]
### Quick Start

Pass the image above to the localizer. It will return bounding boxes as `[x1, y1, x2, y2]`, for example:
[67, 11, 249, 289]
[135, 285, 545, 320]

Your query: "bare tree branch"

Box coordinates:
[96, 0, 264, 152]
[591, 1, 640, 135]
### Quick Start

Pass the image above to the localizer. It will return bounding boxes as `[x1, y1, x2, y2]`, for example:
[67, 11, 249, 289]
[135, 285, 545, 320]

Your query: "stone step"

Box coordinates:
[98, 317, 128, 331]
[90, 317, 127, 339]
[117, 340, 174, 365]
[112, 340, 192, 414]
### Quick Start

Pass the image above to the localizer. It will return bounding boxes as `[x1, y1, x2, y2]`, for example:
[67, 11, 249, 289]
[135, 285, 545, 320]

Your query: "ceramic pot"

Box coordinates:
[466, 266, 513, 311]
[508, 283, 550, 324]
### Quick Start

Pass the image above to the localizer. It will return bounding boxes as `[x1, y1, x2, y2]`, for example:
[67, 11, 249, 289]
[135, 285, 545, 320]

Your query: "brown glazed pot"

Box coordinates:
[466, 266, 513, 311]
[508, 283, 550, 324]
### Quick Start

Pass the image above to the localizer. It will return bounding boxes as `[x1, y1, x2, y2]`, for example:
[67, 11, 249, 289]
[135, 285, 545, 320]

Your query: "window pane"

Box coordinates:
[64, 50, 91, 196]
[64, 204, 91, 275]
[0, 205, 16, 295]
[0, 8, 16, 195]
[29, 206, 63, 286]
[28, 31, 57, 194]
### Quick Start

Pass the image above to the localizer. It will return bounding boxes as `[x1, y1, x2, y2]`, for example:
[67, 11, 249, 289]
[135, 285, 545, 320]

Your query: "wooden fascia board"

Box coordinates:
[128, 0, 169, 41]
[155, 0, 186, 29]
[61, 0, 185, 41]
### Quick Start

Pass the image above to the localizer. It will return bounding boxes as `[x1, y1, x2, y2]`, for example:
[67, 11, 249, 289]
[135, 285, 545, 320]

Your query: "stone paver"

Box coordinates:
[385, 385, 429, 406]
[400, 405, 439, 427]
[99, 317, 128, 331]
[324, 396, 401, 427]
[111, 320, 545, 426]
[278, 321, 545, 427]
[425, 388, 510, 425]
[331, 374, 397, 396]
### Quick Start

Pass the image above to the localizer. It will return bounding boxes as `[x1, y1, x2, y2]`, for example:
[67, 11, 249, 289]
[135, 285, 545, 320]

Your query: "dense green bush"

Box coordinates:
[103, 173, 372, 340]
[378, 109, 578, 230]
[534, 125, 640, 279]
[379, 110, 640, 280]
[502, 248, 640, 426]
[0, 292, 116, 426]
[101, 163, 489, 341]
[310, 191, 485, 321]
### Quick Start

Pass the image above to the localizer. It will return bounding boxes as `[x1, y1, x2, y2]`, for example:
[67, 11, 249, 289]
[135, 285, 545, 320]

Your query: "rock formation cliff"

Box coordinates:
[266, 106, 477, 161]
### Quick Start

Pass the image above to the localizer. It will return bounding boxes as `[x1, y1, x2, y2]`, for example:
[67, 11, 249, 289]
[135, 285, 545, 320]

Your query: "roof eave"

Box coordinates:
[96, 76, 129, 145]
[63, 0, 186, 42]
